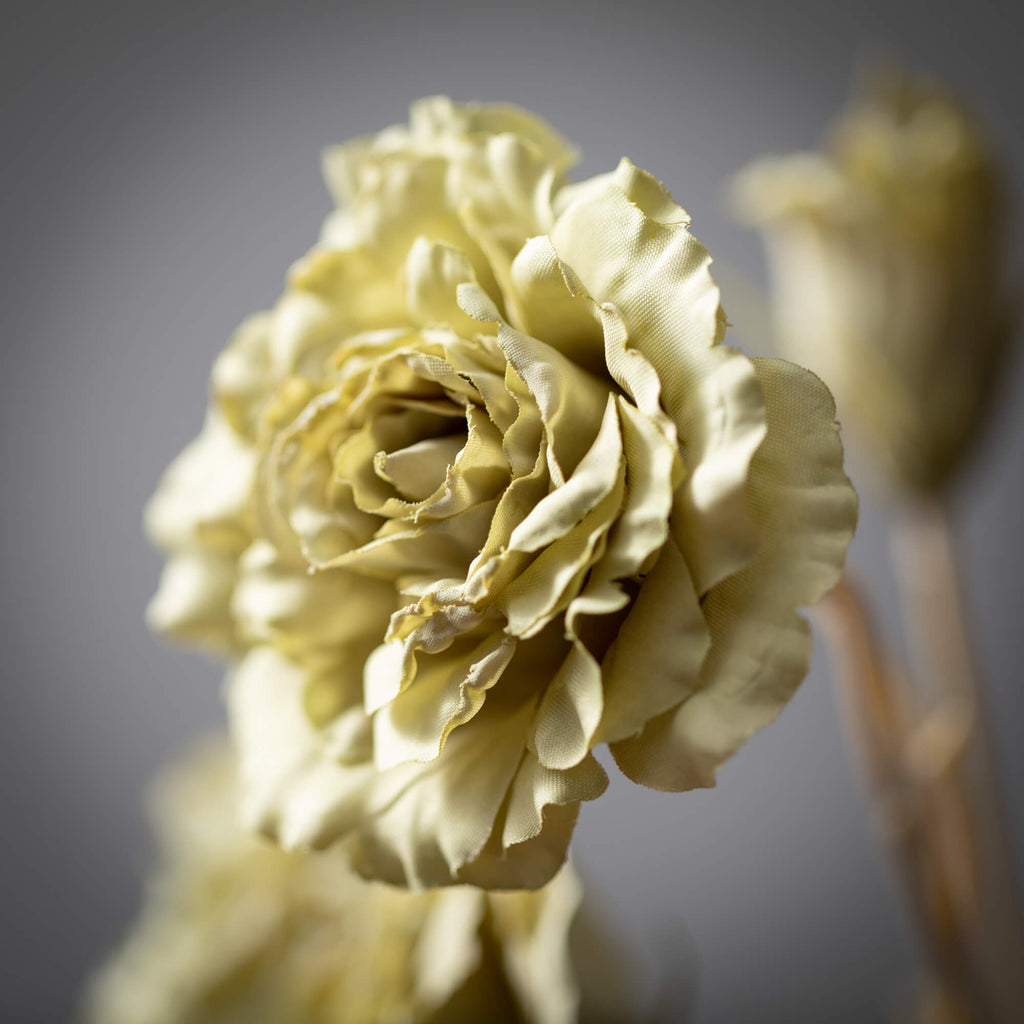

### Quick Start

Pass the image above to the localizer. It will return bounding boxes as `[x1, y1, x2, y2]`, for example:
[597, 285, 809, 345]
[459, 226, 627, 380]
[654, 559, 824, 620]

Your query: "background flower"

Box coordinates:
[145, 100, 856, 890]
[732, 66, 1013, 494]
[83, 740, 585, 1024]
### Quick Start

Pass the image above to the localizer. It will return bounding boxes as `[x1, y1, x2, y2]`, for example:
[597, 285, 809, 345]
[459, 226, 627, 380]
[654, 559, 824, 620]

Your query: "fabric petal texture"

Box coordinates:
[147, 97, 857, 889]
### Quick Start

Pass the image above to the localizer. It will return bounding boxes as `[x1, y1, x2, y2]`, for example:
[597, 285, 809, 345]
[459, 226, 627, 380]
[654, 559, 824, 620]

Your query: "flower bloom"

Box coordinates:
[147, 99, 856, 889]
[83, 742, 585, 1024]
[732, 68, 1011, 494]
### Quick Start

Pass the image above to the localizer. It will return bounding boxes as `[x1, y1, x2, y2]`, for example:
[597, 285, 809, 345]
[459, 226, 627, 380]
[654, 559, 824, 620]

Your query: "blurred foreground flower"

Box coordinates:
[147, 98, 856, 889]
[733, 68, 1012, 494]
[84, 741, 586, 1024]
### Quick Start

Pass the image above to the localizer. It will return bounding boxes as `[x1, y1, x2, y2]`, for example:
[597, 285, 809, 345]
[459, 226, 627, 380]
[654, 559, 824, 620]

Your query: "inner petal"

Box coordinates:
[377, 434, 466, 501]
[338, 402, 465, 513]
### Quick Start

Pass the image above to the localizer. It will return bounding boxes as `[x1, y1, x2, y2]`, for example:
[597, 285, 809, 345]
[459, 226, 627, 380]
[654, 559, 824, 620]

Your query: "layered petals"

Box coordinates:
[146, 98, 856, 890]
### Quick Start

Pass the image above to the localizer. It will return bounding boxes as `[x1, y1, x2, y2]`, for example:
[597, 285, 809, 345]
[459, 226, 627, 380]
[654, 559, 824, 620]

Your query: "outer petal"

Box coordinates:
[486, 864, 584, 1024]
[145, 411, 255, 554]
[228, 647, 376, 849]
[232, 540, 395, 661]
[147, 551, 240, 653]
[612, 359, 857, 789]
[145, 412, 257, 650]
[361, 684, 607, 890]
[210, 311, 275, 442]
[550, 160, 768, 592]
[233, 647, 604, 890]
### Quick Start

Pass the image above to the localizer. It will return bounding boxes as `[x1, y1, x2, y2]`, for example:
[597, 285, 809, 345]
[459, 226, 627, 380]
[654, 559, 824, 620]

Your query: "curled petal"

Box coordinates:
[612, 360, 856, 789]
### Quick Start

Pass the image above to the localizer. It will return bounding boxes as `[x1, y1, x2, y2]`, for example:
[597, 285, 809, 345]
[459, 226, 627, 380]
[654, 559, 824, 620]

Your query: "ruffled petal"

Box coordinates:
[611, 359, 856, 789]
[550, 160, 768, 592]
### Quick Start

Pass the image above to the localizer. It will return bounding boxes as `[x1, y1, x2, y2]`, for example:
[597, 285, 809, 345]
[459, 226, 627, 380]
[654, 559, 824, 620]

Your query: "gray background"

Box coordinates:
[3, 2, 1022, 1021]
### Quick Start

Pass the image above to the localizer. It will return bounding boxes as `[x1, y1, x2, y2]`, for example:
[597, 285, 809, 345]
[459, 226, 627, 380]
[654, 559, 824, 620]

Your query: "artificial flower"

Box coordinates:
[148, 98, 856, 888]
[83, 741, 584, 1024]
[732, 67, 1011, 494]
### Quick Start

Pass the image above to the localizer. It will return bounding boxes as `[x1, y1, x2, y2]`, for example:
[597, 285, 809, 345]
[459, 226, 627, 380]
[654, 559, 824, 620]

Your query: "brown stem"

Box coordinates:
[891, 502, 1024, 1023]
[818, 576, 988, 1023]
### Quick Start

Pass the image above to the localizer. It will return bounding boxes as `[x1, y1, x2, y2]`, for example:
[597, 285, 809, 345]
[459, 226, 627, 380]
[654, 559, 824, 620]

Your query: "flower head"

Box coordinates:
[83, 741, 585, 1024]
[147, 98, 856, 889]
[733, 67, 1012, 494]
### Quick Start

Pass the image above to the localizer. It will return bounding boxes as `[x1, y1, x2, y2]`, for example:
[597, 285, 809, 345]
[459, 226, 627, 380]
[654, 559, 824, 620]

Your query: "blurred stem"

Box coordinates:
[819, 576, 983, 1023]
[891, 501, 1024, 1023]
[820, 497, 1024, 1023]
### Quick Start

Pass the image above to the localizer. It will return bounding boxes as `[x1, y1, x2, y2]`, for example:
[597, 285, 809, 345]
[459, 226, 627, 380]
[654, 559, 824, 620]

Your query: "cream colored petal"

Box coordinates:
[542, 404, 697, 756]
[404, 237, 491, 337]
[499, 455, 625, 639]
[273, 246, 410, 376]
[666, 344, 767, 594]
[146, 551, 240, 654]
[598, 535, 709, 746]
[326, 499, 497, 580]
[258, 387, 379, 567]
[346, 690, 606, 890]
[550, 161, 768, 592]
[461, 800, 585, 892]
[498, 749, 608, 861]
[210, 311, 275, 442]
[412, 888, 487, 1010]
[413, 405, 509, 521]
[487, 863, 584, 1024]
[408, 96, 577, 175]
[530, 643, 604, 770]
[231, 540, 395, 661]
[376, 434, 465, 502]
[228, 647, 375, 849]
[365, 403, 509, 525]
[507, 395, 621, 554]
[595, 398, 679, 585]
[611, 359, 856, 790]
[362, 639, 408, 717]
[529, 464, 679, 768]
[549, 158, 718, 365]
[348, 698, 534, 889]
[372, 631, 516, 767]
[456, 131, 567, 318]
[461, 447, 549, 606]
[509, 235, 605, 375]
[471, 398, 624, 633]
[496, 321, 611, 485]
[510, 234, 680, 455]
[339, 150, 506, 302]
[145, 411, 255, 554]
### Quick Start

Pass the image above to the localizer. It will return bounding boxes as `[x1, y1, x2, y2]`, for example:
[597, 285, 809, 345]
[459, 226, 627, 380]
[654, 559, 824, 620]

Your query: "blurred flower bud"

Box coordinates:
[734, 66, 1013, 494]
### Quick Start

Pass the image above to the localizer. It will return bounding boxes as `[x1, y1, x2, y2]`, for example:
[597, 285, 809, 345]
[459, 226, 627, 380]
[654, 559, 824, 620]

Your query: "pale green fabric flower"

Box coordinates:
[82, 741, 583, 1024]
[147, 98, 856, 889]
[732, 68, 1012, 494]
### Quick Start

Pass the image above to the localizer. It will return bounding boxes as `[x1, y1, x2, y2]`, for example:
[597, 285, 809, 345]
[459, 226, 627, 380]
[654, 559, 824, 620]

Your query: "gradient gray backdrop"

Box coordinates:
[3, 2, 1023, 1021]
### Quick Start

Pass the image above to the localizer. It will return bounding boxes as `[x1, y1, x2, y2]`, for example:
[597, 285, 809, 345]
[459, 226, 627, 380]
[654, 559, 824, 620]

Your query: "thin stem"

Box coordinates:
[818, 576, 983, 1022]
[891, 501, 1024, 1024]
